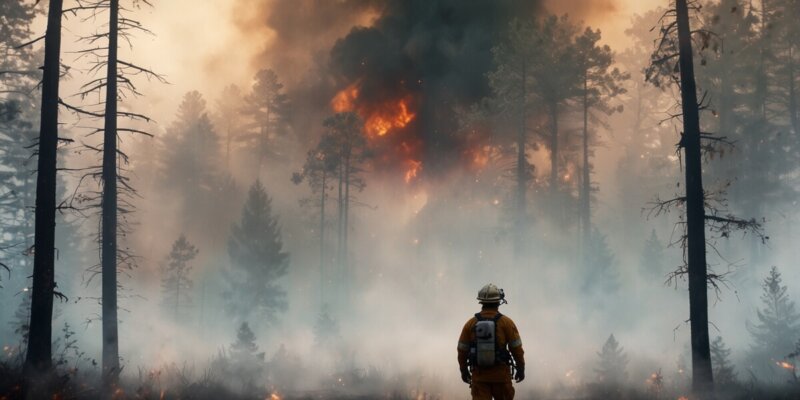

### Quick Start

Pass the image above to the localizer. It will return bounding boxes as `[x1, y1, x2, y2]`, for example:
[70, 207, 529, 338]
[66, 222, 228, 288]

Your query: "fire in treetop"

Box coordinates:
[330, 81, 422, 183]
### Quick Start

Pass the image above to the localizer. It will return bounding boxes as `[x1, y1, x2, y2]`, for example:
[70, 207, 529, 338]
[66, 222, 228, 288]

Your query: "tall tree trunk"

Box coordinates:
[581, 73, 591, 250]
[343, 150, 351, 305]
[514, 59, 527, 257]
[319, 171, 326, 306]
[336, 160, 344, 306]
[676, 0, 713, 395]
[789, 46, 798, 137]
[101, 0, 121, 388]
[24, 0, 63, 377]
[549, 102, 559, 195]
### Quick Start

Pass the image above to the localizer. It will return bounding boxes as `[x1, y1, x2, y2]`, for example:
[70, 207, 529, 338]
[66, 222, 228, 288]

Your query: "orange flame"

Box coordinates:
[330, 82, 416, 138]
[364, 98, 415, 137]
[404, 160, 422, 183]
[331, 83, 359, 113]
[777, 361, 795, 370]
[331, 82, 421, 183]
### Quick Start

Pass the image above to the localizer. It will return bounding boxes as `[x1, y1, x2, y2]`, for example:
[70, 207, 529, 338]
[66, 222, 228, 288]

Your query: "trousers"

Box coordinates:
[470, 381, 515, 400]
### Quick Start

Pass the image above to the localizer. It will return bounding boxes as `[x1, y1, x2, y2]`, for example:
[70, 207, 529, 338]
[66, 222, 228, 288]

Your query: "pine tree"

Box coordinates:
[292, 134, 338, 305]
[229, 322, 266, 390]
[223, 181, 289, 324]
[161, 235, 198, 320]
[573, 26, 628, 252]
[595, 334, 629, 384]
[313, 303, 341, 348]
[487, 19, 537, 255]
[711, 336, 737, 385]
[748, 267, 800, 362]
[640, 230, 666, 280]
[323, 112, 369, 307]
[582, 229, 620, 298]
[242, 68, 290, 170]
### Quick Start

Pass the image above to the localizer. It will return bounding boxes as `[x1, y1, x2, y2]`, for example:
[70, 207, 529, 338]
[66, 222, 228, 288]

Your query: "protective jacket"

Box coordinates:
[457, 308, 525, 382]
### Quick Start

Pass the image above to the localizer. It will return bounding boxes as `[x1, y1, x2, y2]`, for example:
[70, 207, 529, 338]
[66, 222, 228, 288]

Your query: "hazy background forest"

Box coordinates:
[2, 0, 800, 399]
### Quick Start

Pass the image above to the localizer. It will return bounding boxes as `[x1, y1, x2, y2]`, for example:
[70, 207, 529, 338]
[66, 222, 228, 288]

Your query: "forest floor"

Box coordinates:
[3, 362, 800, 399]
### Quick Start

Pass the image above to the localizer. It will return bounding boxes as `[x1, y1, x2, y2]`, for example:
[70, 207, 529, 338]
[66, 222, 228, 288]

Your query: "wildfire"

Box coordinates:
[330, 81, 421, 183]
[268, 394, 282, 400]
[330, 82, 416, 138]
[331, 83, 359, 113]
[404, 160, 422, 183]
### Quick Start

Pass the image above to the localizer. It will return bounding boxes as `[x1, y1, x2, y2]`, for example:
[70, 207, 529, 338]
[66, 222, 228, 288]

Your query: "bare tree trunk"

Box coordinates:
[581, 73, 591, 250]
[789, 46, 798, 137]
[514, 59, 527, 257]
[676, 0, 713, 395]
[343, 150, 351, 305]
[336, 160, 344, 306]
[319, 171, 326, 306]
[101, 0, 121, 388]
[549, 102, 559, 195]
[24, 0, 63, 377]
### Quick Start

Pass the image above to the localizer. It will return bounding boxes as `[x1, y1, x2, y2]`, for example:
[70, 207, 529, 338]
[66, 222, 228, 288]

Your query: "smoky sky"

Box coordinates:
[330, 0, 543, 176]
[241, 0, 544, 179]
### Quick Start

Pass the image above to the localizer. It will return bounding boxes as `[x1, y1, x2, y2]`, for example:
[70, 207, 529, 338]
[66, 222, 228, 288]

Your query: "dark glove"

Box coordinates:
[461, 367, 472, 384]
[514, 366, 525, 383]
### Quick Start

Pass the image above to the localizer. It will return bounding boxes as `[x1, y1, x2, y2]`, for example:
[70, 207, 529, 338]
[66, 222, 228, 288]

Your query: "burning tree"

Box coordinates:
[223, 180, 289, 325]
[747, 266, 800, 372]
[161, 234, 198, 321]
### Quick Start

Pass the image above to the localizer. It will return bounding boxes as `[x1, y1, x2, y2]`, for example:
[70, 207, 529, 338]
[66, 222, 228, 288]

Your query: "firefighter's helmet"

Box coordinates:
[477, 283, 506, 304]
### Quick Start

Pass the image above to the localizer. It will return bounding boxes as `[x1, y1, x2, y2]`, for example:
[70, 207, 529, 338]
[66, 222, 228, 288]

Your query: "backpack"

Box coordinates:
[469, 313, 511, 368]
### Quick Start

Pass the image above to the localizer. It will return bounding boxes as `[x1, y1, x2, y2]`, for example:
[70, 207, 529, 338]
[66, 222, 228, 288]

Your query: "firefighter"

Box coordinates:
[457, 283, 525, 400]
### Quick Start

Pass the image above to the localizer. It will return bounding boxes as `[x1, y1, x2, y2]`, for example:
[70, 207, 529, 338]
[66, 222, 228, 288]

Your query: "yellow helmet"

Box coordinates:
[477, 283, 506, 304]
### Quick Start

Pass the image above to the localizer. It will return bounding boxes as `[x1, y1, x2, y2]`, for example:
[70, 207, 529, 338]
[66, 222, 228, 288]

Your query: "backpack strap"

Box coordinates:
[493, 312, 503, 322]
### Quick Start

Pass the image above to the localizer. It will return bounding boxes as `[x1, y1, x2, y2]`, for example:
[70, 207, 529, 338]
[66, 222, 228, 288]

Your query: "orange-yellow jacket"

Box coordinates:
[457, 308, 525, 382]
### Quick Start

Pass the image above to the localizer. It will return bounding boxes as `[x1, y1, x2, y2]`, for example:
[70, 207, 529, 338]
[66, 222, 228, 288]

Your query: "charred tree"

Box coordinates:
[675, 0, 713, 392]
[648, 0, 765, 395]
[101, 0, 121, 385]
[24, 0, 64, 377]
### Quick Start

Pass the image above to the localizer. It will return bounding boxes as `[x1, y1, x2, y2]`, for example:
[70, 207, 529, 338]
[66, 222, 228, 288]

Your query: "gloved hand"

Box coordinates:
[514, 366, 525, 383]
[461, 367, 472, 384]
